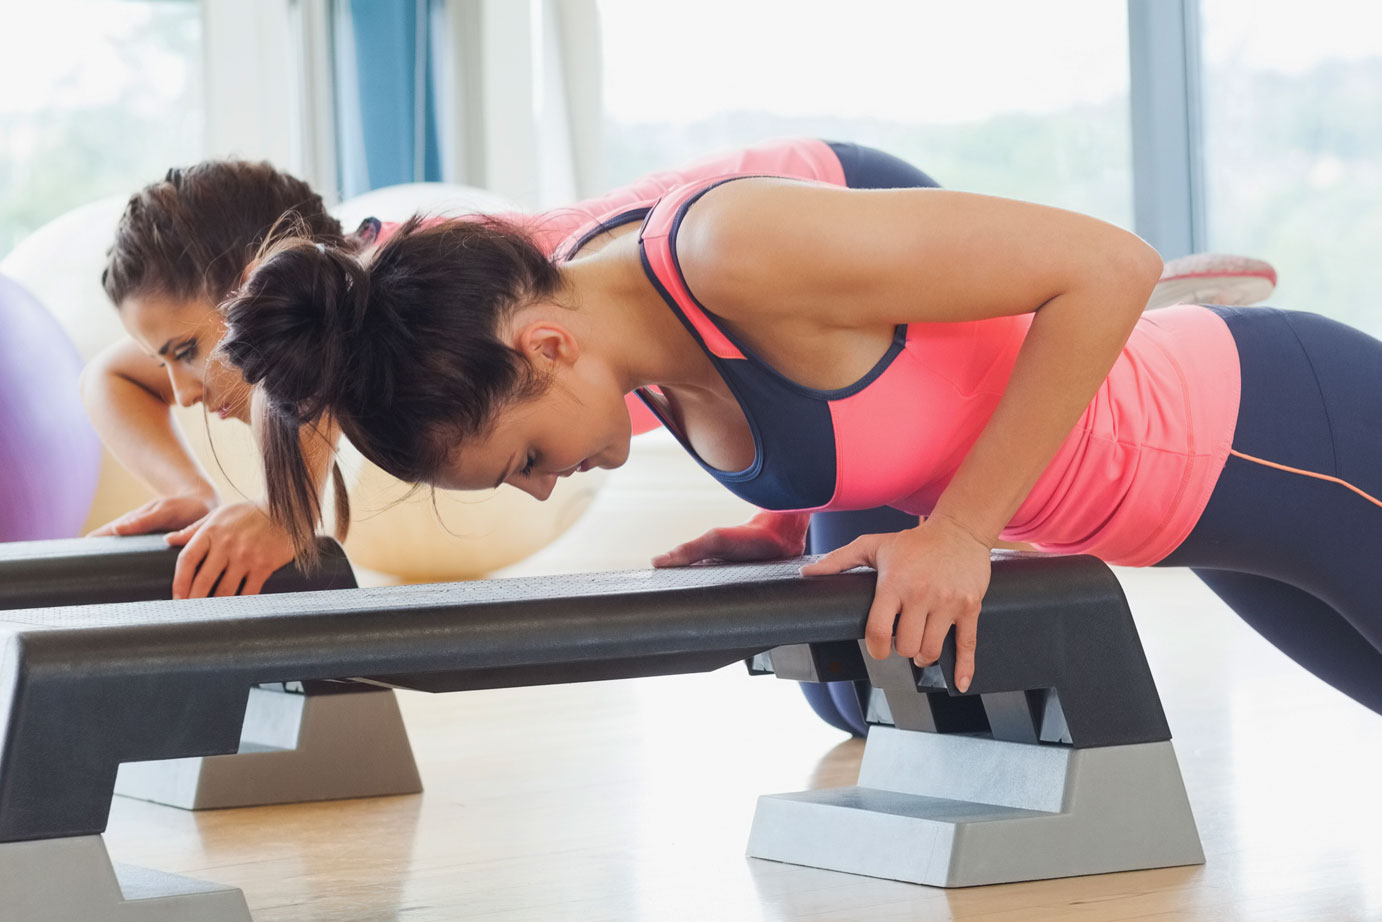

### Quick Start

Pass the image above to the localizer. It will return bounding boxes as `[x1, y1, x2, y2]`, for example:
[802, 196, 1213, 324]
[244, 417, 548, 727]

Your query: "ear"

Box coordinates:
[514, 320, 580, 367]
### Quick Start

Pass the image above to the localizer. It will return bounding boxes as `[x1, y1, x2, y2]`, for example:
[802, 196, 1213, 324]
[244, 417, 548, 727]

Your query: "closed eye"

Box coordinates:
[156, 338, 198, 367]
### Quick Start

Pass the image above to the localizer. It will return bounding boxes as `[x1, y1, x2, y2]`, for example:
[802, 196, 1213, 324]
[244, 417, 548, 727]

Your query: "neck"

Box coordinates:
[558, 238, 720, 397]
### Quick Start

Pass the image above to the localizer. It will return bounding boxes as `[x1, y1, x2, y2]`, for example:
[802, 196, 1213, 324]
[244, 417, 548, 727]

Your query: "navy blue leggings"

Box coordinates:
[1156, 306, 1382, 716]
[801, 142, 936, 736]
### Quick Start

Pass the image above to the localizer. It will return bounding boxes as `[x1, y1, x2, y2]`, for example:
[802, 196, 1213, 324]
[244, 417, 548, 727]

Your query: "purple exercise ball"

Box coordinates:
[0, 273, 102, 541]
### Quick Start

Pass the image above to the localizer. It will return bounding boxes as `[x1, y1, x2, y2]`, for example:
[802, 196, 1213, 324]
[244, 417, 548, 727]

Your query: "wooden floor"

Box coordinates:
[99, 564, 1382, 921]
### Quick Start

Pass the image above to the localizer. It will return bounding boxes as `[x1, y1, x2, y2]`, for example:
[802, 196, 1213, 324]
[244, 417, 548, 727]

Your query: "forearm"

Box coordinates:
[930, 282, 1151, 547]
[81, 371, 218, 502]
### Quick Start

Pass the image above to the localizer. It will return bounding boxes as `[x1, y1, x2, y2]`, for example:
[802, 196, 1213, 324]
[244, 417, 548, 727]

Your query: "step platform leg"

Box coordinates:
[115, 685, 422, 810]
[0, 835, 250, 922]
[747, 726, 1204, 887]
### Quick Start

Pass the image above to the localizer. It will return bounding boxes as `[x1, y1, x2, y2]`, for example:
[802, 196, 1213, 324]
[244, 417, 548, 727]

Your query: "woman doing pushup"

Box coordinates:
[206, 139, 1382, 718]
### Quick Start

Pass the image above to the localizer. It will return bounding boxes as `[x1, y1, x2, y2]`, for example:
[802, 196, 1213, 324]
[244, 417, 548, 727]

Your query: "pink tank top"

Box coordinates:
[899, 307, 1241, 566]
[629, 173, 1243, 568]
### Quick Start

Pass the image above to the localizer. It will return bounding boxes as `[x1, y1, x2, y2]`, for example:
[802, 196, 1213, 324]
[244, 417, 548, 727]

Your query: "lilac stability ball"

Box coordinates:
[0, 274, 102, 541]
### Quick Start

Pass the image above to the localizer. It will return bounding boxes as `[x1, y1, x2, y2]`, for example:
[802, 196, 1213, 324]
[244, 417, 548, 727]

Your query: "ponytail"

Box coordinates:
[219, 216, 562, 566]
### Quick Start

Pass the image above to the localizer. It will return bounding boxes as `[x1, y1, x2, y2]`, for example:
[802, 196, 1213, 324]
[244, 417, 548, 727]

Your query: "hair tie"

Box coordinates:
[316, 242, 327, 254]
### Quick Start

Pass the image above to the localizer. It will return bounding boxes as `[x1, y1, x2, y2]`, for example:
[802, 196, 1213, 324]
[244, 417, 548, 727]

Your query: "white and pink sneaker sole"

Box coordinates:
[1148, 253, 1278, 309]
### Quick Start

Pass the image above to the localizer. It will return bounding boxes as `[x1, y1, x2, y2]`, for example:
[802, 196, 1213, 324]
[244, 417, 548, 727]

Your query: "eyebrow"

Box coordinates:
[493, 453, 516, 490]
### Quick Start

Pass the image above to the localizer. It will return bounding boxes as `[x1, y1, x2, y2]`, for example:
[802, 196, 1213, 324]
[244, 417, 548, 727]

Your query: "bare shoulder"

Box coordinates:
[83, 336, 176, 402]
[673, 178, 823, 320]
[674, 176, 1163, 328]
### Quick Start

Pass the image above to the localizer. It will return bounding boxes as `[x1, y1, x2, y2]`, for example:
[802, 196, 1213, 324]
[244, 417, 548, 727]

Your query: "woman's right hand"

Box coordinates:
[652, 510, 811, 567]
[86, 493, 218, 538]
[163, 501, 298, 599]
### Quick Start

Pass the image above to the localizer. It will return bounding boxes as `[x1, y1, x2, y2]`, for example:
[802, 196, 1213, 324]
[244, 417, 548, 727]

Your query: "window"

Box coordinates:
[0, 0, 203, 259]
[595, 0, 1131, 226]
[1201, 0, 1382, 332]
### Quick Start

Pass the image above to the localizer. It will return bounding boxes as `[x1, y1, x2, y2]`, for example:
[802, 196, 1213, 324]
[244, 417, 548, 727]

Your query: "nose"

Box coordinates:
[513, 474, 557, 502]
[166, 365, 203, 408]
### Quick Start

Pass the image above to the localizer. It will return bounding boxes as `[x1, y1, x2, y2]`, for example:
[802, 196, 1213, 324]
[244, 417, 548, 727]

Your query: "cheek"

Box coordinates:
[210, 354, 243, 386]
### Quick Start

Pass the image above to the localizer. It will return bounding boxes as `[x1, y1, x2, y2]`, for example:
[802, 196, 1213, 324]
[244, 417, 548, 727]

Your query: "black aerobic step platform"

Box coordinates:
[0, 550, 1201, 917]
[0, 536, 421, 814]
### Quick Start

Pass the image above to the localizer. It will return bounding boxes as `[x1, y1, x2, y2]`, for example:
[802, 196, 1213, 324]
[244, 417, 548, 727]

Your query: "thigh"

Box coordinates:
[1277, 308, 1382, 499]
[808, 506, 919, 555]
[1192, 568, 1382, 715]
[1163, 306, 1382, 648]
[1204, 306, 1382, 499]
[1165, 443, 1382, 653]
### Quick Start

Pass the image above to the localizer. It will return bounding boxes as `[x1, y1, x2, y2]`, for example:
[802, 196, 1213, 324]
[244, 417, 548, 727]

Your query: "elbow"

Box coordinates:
[77, 354, 124, 417]
[1092, 235, 1163, 314]
[1116, 233, 1164, 293]
[78, 341, 128, 409]
[1130, 236, 1164, 287]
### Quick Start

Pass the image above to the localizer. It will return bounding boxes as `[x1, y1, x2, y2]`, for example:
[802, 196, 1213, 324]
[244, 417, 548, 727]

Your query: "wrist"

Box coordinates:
[925, 510, 996, 551]
[182, 486, 219, 510]
[751, 508, 812, 552]
[752, 510, 809, 538]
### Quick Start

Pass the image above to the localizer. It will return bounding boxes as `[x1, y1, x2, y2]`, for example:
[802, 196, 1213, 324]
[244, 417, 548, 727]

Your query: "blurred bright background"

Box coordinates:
[2, 0, 1379, 329]
[1, 0, 1380, 575]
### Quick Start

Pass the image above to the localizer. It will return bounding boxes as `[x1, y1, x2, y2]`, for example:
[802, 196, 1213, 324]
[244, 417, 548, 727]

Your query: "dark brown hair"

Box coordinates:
[218, 216, 563, 564]
[103, 160, 352, 546]
[102, 160, 345, 307]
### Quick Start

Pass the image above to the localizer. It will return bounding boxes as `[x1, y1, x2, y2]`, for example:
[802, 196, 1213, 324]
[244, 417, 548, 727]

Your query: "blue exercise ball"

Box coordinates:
[0, 273, 102, 541]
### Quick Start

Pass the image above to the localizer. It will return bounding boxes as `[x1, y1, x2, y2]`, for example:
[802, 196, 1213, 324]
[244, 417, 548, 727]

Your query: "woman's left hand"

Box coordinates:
[800, 514, 993, 693]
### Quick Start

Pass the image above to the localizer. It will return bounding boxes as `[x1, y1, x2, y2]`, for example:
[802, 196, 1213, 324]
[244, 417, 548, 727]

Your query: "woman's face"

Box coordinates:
[120, 292, 254, 422]
[432, 367, 633, 501]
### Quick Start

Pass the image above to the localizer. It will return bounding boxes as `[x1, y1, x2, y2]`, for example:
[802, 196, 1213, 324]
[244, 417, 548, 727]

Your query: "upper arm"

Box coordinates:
[81, 336, 176, 404]
[677, 179, 1164, 327]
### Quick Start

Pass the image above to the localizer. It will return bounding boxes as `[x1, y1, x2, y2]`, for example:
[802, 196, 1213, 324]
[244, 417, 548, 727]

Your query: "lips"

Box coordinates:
[557, 458, 596, 478]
